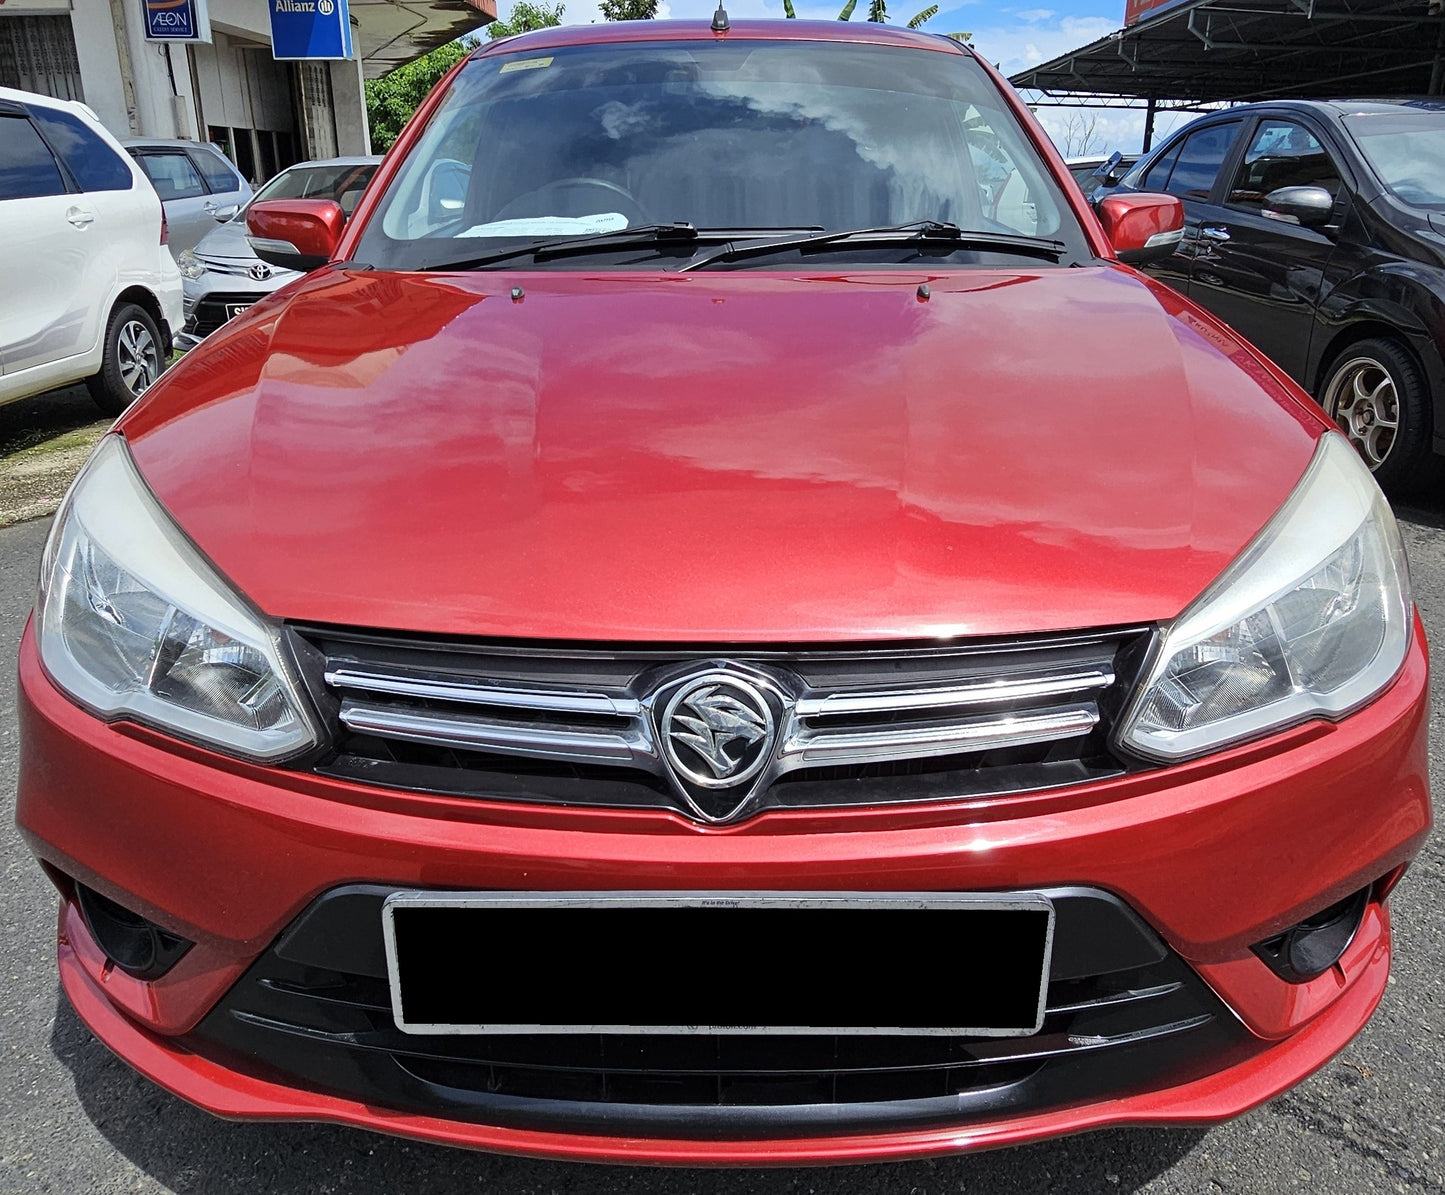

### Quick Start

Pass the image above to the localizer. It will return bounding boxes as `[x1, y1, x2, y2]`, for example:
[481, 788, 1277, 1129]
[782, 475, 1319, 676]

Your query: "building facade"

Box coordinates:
[0, 0, 492, 181]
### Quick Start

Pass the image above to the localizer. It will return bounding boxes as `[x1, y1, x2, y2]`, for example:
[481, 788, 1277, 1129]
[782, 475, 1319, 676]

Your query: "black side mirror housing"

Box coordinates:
[1263, 186, 1334, 228]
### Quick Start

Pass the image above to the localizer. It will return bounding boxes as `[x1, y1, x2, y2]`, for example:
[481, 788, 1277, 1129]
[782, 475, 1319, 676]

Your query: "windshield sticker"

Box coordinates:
[499, 57, 554, 73]
[459, 214, 630, 237]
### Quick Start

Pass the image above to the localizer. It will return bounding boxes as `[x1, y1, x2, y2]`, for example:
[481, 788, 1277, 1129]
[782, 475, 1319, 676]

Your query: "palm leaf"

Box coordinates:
[783, 0, 797, 14]
[837, 0, 857, 19]
[907, 3, 938, 26]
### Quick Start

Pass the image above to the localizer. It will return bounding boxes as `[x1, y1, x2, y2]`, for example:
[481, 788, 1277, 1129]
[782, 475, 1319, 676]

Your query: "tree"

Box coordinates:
[365, 40, 474, 153]
[1059, 111, 1102, 157]
[363, 3, 563, 152]
[486, 0, 565, 38]
[818, 0, 937, 26]
[600, 0, 658, 18]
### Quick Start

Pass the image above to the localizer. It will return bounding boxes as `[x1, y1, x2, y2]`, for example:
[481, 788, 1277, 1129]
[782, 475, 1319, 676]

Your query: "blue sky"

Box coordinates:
[530, 0, 1194, 153]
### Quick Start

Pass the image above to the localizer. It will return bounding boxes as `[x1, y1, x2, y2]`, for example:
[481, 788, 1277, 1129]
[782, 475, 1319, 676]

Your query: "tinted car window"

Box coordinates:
[136, 151, 206, 200]
[1139, 141, 1182, 191]
[1165, 121, 1241, 201]
[29, 106, 133, 192]
[0, 115, 66, 200]
[1228, 120, 1342, 211]
[357, 40, 1089, 270]
[191, 145, 241, 194]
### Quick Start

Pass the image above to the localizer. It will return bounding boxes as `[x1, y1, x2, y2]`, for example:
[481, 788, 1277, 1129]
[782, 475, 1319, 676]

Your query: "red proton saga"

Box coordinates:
[16, 19, 1430, 1165]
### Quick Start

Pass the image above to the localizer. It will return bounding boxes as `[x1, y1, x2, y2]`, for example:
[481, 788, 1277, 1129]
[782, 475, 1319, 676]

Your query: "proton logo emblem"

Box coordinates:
[660, 673, 777, 793]
[248, 262, 272, 281]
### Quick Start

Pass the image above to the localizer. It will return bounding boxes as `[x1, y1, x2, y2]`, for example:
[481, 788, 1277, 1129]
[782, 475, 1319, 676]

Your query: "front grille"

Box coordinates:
[290, 626, 1152, 822]
[189, 886, 1254, 1139]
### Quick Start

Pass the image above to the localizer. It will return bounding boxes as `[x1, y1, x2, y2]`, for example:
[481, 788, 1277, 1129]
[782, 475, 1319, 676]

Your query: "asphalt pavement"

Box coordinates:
[2, 502, 1445, 1195]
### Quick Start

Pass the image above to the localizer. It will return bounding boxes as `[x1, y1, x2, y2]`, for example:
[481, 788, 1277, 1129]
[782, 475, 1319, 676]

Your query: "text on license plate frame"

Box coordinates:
[224, 302, 253, 319]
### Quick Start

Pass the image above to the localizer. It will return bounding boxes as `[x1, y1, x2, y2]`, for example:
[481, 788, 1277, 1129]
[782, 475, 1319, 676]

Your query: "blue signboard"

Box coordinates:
[142, 0, 210, 42]
[270, 0, 354, 60]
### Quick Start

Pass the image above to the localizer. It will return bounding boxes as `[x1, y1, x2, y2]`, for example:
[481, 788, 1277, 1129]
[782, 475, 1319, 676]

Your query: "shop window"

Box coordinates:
[257, 131, 277, 183]
[232, 130, 257, 186]
[0, 15, 83, 102]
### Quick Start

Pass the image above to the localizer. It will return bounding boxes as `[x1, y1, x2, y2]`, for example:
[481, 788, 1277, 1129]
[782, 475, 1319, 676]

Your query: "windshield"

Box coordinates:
[1346, 110, 1445, 208]
[354, 39, 1087, 270]
[241, 161, 378, 217]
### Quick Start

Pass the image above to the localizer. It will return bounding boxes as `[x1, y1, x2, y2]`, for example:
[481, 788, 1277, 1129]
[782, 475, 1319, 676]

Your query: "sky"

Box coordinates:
[529, 0, 1196, 155]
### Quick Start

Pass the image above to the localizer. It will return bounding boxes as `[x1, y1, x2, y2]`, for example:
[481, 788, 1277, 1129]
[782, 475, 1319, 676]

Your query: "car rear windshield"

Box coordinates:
[353, 39, 1088, 269]
[1345, 110, 1445, 208]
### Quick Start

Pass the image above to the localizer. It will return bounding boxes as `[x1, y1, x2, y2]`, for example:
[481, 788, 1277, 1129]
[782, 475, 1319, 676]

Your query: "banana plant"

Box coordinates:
[825, 0, 935, 24]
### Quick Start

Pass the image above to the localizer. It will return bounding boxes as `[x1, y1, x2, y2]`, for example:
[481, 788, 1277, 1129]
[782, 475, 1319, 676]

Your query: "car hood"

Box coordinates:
[122, 266, 1325, 641]
[192, 217, 259, 261]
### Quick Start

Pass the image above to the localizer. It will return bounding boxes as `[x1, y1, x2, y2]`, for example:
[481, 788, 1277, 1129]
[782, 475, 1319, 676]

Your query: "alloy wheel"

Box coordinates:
[1323, 356, 1399, 470]
[117, 319, 160, 398]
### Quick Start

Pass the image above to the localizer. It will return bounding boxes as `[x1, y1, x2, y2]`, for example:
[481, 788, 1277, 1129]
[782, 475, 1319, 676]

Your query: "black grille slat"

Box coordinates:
[290, 626, 1151, 818]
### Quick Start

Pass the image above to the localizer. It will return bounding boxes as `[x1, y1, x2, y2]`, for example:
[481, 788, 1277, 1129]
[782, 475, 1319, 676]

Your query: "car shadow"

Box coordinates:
[49, 989, 1208, 1195]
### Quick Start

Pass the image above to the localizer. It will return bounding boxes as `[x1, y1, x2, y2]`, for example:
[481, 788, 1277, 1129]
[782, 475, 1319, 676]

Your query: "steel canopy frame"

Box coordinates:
[1009, 0, 1444, 150]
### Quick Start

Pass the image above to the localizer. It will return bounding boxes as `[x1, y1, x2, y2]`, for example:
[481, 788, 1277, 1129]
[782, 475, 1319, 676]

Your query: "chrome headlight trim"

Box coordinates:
[1116, 433, 1412, 763]
[36, 435, 320, 762]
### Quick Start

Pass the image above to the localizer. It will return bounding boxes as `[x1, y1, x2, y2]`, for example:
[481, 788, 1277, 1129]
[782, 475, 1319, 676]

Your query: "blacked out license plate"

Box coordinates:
[382, 891, 1054, 1037]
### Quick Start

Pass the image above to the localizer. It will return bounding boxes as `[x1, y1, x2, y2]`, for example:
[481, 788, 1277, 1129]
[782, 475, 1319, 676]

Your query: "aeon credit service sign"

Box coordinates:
[142, 0, 211, 42]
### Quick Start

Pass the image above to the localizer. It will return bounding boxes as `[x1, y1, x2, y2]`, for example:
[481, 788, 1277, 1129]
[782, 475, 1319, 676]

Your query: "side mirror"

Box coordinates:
[426, 157, 471, 226]
[207, 203, 239, 222]
[1096, 192, 1185, 265]
[1263, 186, 1334, 227]
[246, 199, 345, 272]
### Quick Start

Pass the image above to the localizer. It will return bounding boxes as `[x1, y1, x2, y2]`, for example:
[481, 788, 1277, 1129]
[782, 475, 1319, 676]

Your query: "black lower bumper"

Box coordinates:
[186, 885, 1255, 1140]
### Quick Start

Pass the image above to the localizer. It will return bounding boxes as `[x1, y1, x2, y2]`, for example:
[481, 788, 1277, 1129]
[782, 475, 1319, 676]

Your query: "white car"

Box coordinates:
[0, 87, 184, 415]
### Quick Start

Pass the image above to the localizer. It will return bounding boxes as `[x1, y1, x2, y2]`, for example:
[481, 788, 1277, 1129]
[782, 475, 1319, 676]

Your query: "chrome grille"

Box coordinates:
[294, 627, 1150, 821]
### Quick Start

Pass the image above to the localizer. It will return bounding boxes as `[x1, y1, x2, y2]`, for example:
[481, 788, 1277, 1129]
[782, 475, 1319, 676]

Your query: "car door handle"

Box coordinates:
[66, 206, 95, 228]
[1200, 226, 1231, 242]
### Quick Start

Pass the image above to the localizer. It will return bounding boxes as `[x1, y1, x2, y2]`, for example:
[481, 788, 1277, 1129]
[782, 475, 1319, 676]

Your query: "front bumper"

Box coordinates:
[16, 615, 1432, 1163]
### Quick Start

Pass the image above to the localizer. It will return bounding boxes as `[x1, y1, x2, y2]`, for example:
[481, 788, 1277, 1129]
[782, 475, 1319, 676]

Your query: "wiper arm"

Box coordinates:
[421, 224, 825, 271]
[421, 222, 704, 271]
[678, 220, 1066, 272]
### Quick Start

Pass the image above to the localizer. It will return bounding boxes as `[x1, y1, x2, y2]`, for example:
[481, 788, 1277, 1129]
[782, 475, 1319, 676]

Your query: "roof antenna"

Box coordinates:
[711, 2, 730, 31]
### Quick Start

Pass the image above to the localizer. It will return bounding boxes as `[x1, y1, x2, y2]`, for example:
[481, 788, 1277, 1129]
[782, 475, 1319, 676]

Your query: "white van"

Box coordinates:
[0, 87, 184, 414]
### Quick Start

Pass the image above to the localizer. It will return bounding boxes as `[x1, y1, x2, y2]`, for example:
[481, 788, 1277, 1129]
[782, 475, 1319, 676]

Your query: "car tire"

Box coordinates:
[1318, 338, 1432, 493]
[86, 303, 164, 416]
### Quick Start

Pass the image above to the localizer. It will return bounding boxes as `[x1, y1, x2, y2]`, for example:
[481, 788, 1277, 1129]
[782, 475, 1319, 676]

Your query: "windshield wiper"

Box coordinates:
[678, 220, 1067, 272]
[420, 223, 704, 271]
[420, 223, 824, 271]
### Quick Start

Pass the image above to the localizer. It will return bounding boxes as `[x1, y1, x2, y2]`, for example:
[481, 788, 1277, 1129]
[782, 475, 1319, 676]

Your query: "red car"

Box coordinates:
[17, 18, 1429, 1166]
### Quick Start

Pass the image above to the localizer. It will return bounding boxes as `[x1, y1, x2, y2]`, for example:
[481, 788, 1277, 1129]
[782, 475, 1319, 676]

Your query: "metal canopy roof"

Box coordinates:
[1009, 0, 1442, 109]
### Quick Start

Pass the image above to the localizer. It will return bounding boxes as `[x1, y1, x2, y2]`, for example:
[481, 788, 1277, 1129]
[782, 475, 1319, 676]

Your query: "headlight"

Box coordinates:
[1118, 433, 1411, 761]
[37, 436, 318, 761]
[176, 248, 206, 280]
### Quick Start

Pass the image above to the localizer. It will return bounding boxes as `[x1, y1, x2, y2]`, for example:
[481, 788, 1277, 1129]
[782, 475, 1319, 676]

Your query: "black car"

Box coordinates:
[1104, 99, 1445, 490]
